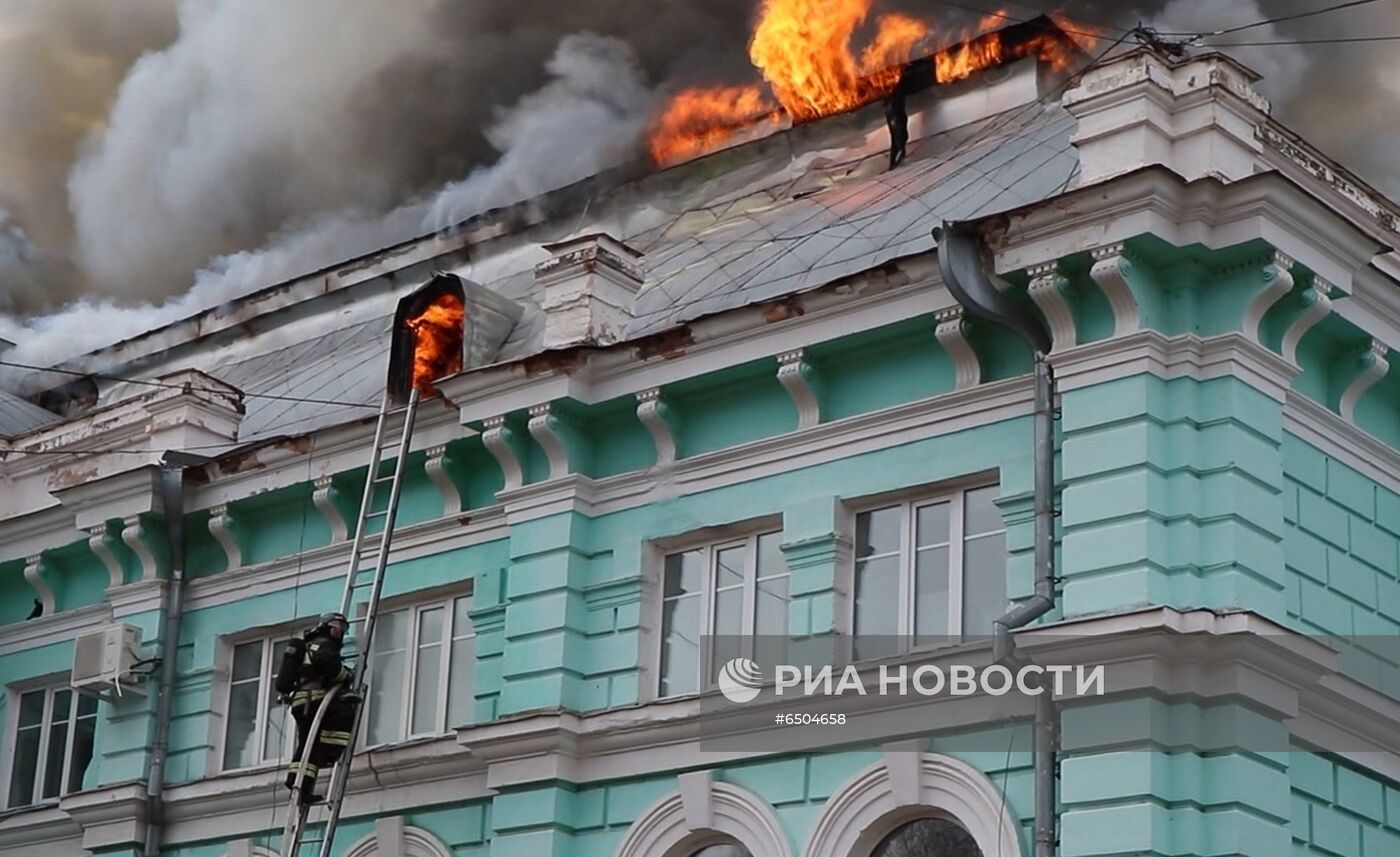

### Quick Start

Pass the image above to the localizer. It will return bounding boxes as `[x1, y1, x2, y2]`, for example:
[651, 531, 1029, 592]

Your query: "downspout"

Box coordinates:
[144, 452, 204, 857]
[934, 224, 1059, 857]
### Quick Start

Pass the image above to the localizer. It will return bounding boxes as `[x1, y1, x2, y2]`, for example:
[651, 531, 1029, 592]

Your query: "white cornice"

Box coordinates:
[0, 602, 110, 657]
[1049, 330, 1298, 402]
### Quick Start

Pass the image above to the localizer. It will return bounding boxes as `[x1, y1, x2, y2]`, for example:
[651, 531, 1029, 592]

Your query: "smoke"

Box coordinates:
[0, 0, 1396, 374]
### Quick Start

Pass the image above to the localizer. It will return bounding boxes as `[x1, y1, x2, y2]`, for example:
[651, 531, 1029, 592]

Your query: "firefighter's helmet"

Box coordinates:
[317, 612, 349, 640]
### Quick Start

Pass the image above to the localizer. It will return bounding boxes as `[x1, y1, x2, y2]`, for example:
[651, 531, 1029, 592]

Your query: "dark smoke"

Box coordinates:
[0, 0, 1395, 366]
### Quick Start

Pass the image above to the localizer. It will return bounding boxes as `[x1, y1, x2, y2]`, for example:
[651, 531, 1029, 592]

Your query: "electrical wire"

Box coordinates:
[1205, 33, 1400, 46]
[1161, 0, 1386, 37]
[0, 358, 379, 410]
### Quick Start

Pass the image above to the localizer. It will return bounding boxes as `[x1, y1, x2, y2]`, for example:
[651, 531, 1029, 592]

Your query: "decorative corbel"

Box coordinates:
[776, 349, 822, 430]
[424, 444, 463, 514]
[527, 403, 571, 480]
[24, 553, 55, 616]
[1088, 243, 1140, 336]
[120, 514, 160, 581]
[482, 415, 525, 492]
[207, 504, 242, 572]
[1339, 339, 1390, 424]
[1280, 277, 1334, 365]
[313, 476, 349, 543]
[1026, 262, 1075, 353]
[1242, 251, 1295, 344]
[88, 524, 124, 589]
[934, 307, 981, 390]
[636, 388, 680, 467]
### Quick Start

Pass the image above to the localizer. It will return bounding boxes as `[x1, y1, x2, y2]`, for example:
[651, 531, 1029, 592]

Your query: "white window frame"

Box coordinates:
[2, 681, 98, 809]
[847, 480, 1006, 646]
[217, 632, 298, 774]
[361, 590, 475, 747]
[649, 525, 788, 700]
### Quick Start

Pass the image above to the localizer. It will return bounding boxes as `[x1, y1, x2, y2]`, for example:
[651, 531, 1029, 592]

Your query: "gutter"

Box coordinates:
[144, 452, 207, 857]
[934, 223, 1059, 857]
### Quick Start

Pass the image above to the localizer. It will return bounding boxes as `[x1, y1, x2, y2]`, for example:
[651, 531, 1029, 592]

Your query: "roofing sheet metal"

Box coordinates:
[82, 98, 1079, 448]
[0, 389, 58, 438]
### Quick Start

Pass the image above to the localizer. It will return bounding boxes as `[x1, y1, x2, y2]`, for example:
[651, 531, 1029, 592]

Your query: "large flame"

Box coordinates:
[646, 3, 1097, 167]
[406, 292, 464, 397]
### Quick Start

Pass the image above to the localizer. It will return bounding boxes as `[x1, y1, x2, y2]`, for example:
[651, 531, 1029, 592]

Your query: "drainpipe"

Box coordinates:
[144, 451, 207, 857]
[934, 224, 1059, 857]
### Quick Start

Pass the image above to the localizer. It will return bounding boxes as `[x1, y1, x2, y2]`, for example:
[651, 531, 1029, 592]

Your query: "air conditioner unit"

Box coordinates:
[71, 624, 144, 697]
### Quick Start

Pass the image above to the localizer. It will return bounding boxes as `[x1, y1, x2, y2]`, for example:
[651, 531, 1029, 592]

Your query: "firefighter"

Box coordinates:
[275, 612, 358, 803]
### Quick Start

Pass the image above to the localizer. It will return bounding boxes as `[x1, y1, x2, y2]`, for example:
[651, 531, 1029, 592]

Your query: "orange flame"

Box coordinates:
[646, 3, 1098, 167]
[406, 292, 464, 397]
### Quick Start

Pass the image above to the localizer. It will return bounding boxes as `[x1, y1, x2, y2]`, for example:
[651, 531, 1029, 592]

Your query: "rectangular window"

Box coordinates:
[222, 638, 293, 771]
[852, 484, 1007, 659]
[5, 685, 98, 808]
[658, 531, 789, 698]
[364, 593, 474, 745]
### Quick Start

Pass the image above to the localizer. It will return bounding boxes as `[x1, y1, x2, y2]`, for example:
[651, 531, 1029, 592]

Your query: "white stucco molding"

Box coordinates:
[777, 349, 822, 429]
[222, 842, 278, 857]
[313, 475, 350, 542]
[207, 504, 242, 572]
[1087, 243, 1140, 336]
[803, 752, 1022, 857]
[636, 388, 679, 467]
[341, 821, 452, 857]
[1339, 339, 1391, 424]
[24, 553, 55, 615]
[614, 772, 793, 857]
[1281, 277, 1333, 365]
[1026, 262, 1075, 352]
[527, 403, 572, 480]
[424, 444, 463, 514]
[1286, 393, 1400, 495]
[481, 415, 525, 492]
[88, 523, 124, 589]
[1242, 251, 1294, 345]
[933, 307, 980, 390]
[120, 514, 160, 581]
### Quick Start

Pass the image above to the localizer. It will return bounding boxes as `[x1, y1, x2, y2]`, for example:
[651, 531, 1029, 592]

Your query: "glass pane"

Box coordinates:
[663, 550, 704, 597]
[914, 546, 950, 638]
[231, 642, 262, 682]
[756, 532, 784, 577]
[418, 606, 445, 646]
[915, 501, 951, 547]
[41, 721, 69, 799]
[447, 634, 475, 727]
[367, 649, 407, 744]
[77, 693, 100, 718]
[714, 585, 744, 637]
[715, 546, 746, 589]
[8, 723, 41, 806]
[755, 574, 790, 638]
[68, 709, 97, 794]
[373, 609, 410, 654]
[872, 818, 983, 857]
[263, 703, 291, 763]
[452, 596, 472, 638]
[18, 690, 45, 727]
[412, 642, 442, 735]
[963, 532, 1008, 634]
[660, 594, 701, 697]
[692, 843, 754, 857]
[223, 681, 260, 770]
[856, 506, 901, 558]
[853, 554, 901, 637]
[965, 485, 1003, 536]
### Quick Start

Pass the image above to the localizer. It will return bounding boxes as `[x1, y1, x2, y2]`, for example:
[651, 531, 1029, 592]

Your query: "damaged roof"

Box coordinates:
[31, 62, 1080, 448]
[0, 389, 57, 438]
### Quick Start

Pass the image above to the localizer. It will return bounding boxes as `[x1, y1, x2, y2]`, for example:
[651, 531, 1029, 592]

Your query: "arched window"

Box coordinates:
[689, 841, 754, 857]
[869, 818, 983, 857]
[614, 772, 791, 857]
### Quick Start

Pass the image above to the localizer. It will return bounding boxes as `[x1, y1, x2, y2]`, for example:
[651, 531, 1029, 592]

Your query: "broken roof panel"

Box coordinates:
[0, 389, 58, 438]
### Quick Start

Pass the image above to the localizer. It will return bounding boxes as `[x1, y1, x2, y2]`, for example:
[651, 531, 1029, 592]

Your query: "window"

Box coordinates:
[852, 484, 1006, 659]
[689, 842, 753, 857]
[658, 531, 789, 698]
[6, 685, 98, 808]
[364, 593, 474, 744]
[870, 819, 982, 857]
[222, 637, 294, 771]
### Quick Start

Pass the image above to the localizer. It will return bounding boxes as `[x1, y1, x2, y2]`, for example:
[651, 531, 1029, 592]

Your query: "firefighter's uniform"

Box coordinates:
[277, 613, 357, 802]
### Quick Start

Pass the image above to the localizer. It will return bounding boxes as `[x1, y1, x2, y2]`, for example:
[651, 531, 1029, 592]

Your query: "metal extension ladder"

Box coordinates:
[280, 388, 422, 857]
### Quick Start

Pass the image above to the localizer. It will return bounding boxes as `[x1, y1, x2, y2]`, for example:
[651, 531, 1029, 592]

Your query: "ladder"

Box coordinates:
[280, 388, 422, 857]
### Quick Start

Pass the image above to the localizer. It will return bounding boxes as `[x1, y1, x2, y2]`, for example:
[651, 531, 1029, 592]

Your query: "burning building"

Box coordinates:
[1, 12, 1400, 857]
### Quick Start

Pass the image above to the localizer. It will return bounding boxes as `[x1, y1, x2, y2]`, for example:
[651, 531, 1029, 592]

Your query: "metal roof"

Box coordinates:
[0, 389, 58, 438]
[63, 83, 1081, 448]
